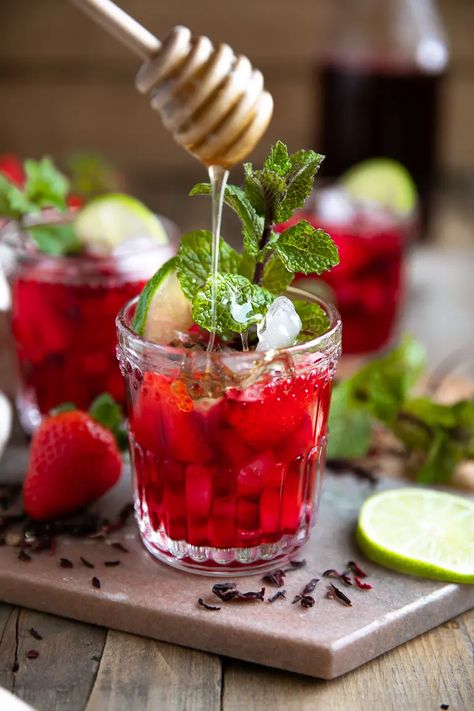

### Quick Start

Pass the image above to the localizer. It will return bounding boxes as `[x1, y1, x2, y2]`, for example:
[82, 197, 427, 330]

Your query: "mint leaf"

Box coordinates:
[0, 174, 36, 219]
[262, 253, 293, 294]
[190, 183, 263, 257]
[24, 157, 69, 211]
[264, 140, 291, 176]
[327, 383, 373, 459]
[243, 162, 265, 214]
[89, 392, 127, 450]
[349, 335, 426, 424]
[293, 299, 330, 342]
[276, 220, 339, 275]
[276, 149, 324, 222]
[192, 273, 274, 334]
[49, 402, 76, 416]
[27, 223, 82, 256]
[176, 230, 240, 300]
[415, 432, 461, 485]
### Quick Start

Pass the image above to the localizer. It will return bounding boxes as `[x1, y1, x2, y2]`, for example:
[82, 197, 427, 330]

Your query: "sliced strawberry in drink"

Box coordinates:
[162, 458, 187, 541]
[217, 427, 255, 467]
[133, 372, 212, 463]
[281, 456, 306, 533]
[186, 464, 213, 519]
[237, 498, 260, 545]
[260, 486, 282, 538]
[211, 496, 237, 548]
[224, 377, 312, 448]
[276, 415, 314, 464]
[237, 450, 275, 497]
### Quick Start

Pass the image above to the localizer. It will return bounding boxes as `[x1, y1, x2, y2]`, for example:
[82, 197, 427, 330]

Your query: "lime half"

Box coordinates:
[132, 258, 193, 344]
[75, 193, 168, 254]
[357, 487, 474, 584]
[342, 158, 417, 217]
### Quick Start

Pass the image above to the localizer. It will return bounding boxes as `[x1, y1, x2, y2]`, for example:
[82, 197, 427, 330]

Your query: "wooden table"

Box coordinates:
[0, 244, 473, 711]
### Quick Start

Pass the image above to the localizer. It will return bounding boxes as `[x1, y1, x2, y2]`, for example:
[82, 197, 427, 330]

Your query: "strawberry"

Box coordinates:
[0, 154, 25, 187]
[133, 372, 213, 463]
[224, 377, 313, 449]
[23, 410, 122, 520]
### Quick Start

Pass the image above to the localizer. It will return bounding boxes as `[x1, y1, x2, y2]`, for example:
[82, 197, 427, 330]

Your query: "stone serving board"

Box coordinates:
[0, 446, 473, 680]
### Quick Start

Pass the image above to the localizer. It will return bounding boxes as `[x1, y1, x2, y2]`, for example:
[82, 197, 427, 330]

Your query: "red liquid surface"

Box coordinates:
[129, 368, 332, 549]
[284, 212, 407, 354]
[11, 261, 147, 413]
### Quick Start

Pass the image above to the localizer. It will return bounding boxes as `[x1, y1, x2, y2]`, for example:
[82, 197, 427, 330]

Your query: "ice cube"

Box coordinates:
[256, 296, 302, 352]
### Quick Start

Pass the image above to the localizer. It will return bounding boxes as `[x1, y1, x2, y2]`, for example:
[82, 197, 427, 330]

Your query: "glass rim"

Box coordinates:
[116, 285, 342, 365]
[0, 211, 179, 266]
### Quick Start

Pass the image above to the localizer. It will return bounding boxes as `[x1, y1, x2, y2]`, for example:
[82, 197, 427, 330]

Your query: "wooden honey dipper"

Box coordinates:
[69, 0, 273, 167]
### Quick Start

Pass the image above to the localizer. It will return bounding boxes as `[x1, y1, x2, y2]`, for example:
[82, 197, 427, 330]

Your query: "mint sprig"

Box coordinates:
[0, 156, 81, 257]
[187, 140, 338, 343]
[327, 336, 474, 484]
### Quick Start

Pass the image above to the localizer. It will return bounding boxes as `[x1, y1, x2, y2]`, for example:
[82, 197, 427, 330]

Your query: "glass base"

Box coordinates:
[138, 521, 312, 576]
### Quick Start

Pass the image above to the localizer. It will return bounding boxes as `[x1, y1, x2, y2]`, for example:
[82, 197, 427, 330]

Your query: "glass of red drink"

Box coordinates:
[2, 216, 177, 432]
[116, 288, 341, 575]
[286, 189, 414, 355]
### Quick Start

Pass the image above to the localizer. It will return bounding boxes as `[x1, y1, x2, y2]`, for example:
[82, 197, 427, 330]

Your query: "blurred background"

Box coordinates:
[0, 0, 473, 243]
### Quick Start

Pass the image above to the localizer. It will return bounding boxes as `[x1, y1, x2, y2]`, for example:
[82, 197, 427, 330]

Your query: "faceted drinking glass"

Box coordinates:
[116, 287, 341, 575]
[1, 215, 177, 432]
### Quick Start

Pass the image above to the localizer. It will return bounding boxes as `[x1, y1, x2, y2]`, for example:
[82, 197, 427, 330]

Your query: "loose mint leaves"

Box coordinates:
[176, 230, 241, 300]
[293, 300, 330, 342]
[192, 273, 274, 334]
[276, 220, 339, 275]
[327, 336, 474, 484]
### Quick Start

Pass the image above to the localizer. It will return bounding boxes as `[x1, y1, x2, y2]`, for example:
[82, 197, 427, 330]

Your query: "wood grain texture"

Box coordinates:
[222, 609, 474, 711]
[0, 607, 106, 711]
[85, 630, 222, 711]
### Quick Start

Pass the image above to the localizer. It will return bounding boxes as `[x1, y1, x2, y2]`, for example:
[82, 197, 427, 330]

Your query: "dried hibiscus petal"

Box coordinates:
[60, 558, 73, 569]
[326, 583, 352, 606]
[263, 569, 285, 587]
[302, 578, 319, 595]
[198, 598, 221, 611]
[268, 590, 286, 603]
[29, 628, 42, 641]
[92, 576, 101, 589]
[300, 595, 315, 608]
[323, 569, 352, 586]
[26, 650, 39, 660]
[347, 560, 368, 578]
[80, 556, 95, 569]
[354, 577, 372, 590]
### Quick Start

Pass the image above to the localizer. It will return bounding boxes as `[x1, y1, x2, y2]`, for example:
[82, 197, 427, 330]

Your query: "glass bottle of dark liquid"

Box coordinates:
[317, 0, 448, 230]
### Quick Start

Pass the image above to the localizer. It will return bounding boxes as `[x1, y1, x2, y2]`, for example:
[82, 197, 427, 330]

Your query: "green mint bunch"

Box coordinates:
[0, 156, 81, 256]
[173, 141, 339, 342]
[327, 336, 474, 484]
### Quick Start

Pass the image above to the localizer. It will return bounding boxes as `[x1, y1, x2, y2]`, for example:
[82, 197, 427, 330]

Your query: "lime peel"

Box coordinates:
[342, 158, 417, 217]
[357, 487, 474, 584]
[75, 193, 168, 254]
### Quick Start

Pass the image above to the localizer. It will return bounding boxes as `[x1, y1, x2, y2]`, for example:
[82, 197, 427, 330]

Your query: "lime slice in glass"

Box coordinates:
[342, 158, 418, 217]
[357, 487, 474, 583]
[132, 258, 193, 344]
[75, 193, 168, 253]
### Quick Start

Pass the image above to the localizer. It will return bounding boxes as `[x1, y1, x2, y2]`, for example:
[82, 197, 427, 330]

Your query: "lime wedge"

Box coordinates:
[357, 488, 474, 583]
[342, 158, 417, 217]
[75, 193, 168, 253]
[132, 258, 193, 344]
